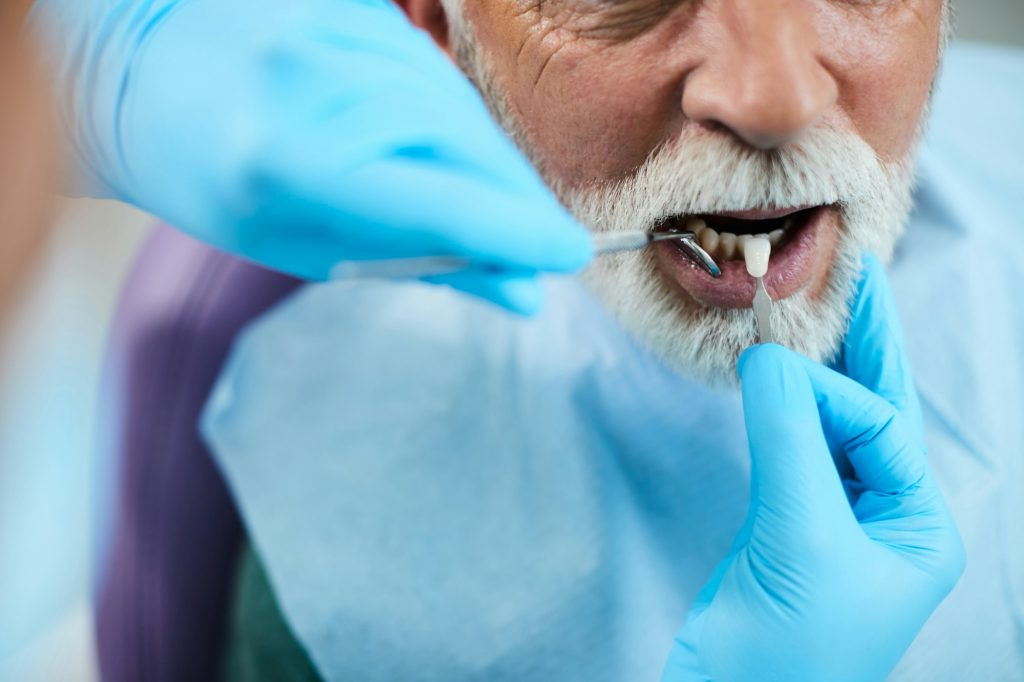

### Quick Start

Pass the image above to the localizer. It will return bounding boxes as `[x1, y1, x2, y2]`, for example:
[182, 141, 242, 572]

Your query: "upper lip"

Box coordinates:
[706, 205, 816, 221]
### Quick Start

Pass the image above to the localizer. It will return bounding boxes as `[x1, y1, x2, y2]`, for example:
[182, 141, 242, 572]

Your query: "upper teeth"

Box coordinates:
[687, 218, 785, 261]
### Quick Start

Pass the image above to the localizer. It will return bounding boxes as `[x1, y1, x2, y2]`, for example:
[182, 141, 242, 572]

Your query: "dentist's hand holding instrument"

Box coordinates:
[662, 254, 965, 682]
[29, 0, 594, 314]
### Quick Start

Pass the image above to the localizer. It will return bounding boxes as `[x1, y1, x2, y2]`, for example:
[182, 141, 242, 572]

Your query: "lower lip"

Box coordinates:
[653, 206, 835, 309]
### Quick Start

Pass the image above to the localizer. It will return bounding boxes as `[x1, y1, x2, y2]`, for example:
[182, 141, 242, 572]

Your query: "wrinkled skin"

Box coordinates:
[399, 0, 943, 312]
[0, 0, 53, 324]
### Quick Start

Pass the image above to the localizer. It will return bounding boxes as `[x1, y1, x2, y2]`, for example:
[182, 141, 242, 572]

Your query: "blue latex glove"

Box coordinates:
[28, 0, 592, 313]
[662, 254, 966, 682]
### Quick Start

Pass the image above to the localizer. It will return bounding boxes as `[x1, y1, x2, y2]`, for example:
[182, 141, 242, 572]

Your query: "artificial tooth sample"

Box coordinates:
[744, 237, 770, 278]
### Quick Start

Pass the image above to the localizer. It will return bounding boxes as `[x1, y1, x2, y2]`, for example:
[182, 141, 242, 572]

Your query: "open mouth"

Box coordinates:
[660, 205, 821, 263]
[652, 204, 839, 309]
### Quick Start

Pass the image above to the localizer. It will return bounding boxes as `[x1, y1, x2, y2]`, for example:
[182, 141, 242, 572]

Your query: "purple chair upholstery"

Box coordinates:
[95, 225, 302, 682]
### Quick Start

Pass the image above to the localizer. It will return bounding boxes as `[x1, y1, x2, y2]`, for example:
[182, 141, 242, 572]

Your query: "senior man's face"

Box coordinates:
[408, 0, 945, 384]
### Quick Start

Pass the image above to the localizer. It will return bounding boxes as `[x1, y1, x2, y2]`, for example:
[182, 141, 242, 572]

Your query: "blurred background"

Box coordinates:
[0, 1, 1021, 680]
[957, 0, 1024, 49]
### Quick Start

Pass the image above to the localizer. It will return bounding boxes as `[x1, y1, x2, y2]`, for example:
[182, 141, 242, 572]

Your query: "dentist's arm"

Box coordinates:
[27, 0, 592, 313]
[663, 254, 965, 682]
[1, 2, 52, 323]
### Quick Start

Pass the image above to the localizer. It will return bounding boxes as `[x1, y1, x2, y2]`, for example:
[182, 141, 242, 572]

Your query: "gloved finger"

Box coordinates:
[347, 160, 592, 273]
[839, 253, 922, 430]
[796, 355, 927, 497]
[245, 156, 593, 281]
[257, 67, 524, 189]
[737, 344, 850, 522]
[424, 268, 545, 316]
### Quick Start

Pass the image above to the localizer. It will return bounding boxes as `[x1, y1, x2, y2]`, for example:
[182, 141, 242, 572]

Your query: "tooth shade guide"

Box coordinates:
[744, 237, 771, 278]
[745, 236, 774, 344]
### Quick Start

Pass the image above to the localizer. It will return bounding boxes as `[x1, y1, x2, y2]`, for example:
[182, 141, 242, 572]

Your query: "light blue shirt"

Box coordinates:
[203, 43, 1024, 681]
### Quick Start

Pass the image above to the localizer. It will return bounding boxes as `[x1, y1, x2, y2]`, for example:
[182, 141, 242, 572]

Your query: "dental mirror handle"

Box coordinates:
[330, 230, 719, 280]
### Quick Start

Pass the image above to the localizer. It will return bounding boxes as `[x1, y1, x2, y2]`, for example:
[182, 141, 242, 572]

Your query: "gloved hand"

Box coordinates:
[662, 254, 965, 682]
[28, 0, 592, 313]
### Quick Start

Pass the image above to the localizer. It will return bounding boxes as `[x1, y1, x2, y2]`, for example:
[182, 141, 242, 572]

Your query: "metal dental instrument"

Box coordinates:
[744, 237, 775, 344]
[330, 229, 722, 280]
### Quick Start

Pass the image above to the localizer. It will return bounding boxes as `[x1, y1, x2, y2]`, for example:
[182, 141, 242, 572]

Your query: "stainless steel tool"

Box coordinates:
[330, 229, 722, 280]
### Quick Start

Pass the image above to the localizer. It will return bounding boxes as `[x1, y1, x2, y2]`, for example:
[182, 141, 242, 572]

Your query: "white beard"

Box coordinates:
[567, 128, 917, 386]
[443, 0, 920, 386]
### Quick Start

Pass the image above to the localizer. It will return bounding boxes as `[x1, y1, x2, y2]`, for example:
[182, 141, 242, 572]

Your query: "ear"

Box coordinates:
[392, 0, 455, 59]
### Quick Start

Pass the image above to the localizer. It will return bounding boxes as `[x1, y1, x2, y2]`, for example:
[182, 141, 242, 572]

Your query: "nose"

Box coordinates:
[681, 0, 838, 150]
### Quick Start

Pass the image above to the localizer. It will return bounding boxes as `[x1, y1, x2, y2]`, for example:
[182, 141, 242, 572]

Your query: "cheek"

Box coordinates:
[471, 0, 689, 186]
[818, 2, 942, 161]
[520, 49, 679, 185]
[473, 0, 941, 184]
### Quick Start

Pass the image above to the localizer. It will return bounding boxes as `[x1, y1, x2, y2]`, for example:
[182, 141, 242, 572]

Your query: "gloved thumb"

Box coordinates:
[795, 356, 925, 499]
[425, 268, 545, 316]
[838, 252, 924, 438]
